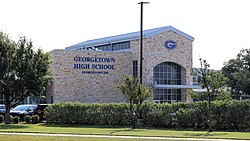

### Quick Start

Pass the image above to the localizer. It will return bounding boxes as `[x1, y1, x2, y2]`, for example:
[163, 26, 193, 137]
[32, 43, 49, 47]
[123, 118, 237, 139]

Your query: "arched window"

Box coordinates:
[153, 62, 182, 103]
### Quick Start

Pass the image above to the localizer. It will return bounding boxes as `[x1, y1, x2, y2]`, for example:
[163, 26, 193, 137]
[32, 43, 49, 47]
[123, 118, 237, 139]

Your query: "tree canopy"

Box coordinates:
[117, 74, 153, 129]
[222, 49, 250, 95]
[0, 31, 51, 124]
[194, 58, 229, 132]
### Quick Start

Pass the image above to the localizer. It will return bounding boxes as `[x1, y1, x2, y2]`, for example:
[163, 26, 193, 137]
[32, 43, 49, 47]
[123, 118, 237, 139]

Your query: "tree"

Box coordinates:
[117, 74, 153, 129]
[222, 49, 250, 96]
[215, 87, 232, 101]
[194, 58, 229, 132]
[0, 32, 51, 124]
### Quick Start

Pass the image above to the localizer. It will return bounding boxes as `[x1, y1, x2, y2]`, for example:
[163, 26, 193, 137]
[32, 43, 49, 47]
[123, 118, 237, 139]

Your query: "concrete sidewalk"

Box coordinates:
[0, 132, 249, 141]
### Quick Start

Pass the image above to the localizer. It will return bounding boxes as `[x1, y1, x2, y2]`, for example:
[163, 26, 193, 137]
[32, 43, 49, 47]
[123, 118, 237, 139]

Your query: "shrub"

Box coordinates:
[190, 101, 208, 129]
[13, 116, 20, 124]
[44, 100, 250, 130]
[32, 115, 40, 124]
[142, 102, 173, 127]
[214, 100, 250, 130]
[176, 108, 196, 128]
[0, 115, 14, 123]
[24, 115, 31, 124]
[45, 103, 130, 125]
[10, 115, 13, 122]
[0, 115, 4, 123]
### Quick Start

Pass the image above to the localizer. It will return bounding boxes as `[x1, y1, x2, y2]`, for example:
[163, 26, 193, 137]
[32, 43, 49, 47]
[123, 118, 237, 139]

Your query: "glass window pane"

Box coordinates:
[177, 95, 181, 101]
[153, 62, 183, 103]
[168, 95, 171, 100]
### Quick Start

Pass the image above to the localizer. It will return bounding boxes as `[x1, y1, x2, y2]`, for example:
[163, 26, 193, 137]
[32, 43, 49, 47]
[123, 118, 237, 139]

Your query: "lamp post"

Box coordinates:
[138, 2, 149, 84]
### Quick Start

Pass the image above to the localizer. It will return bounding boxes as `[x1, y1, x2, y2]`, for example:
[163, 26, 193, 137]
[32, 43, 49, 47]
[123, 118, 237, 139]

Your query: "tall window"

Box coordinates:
[76, 41, 131, 51]
[153, 62, 182, 103]
[153, 62, 181, 85]
[133, 60, 138, 77]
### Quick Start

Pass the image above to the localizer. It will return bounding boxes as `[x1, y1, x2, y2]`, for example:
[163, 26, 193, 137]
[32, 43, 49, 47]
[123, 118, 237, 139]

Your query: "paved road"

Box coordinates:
[0, 132, 249, 141]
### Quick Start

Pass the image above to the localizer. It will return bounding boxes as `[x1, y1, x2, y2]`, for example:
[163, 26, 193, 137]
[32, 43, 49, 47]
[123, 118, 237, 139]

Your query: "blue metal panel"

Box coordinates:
[154, 84, 200, 89]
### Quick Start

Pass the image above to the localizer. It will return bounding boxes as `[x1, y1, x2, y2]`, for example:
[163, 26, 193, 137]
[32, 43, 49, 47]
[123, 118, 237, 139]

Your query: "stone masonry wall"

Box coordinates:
[48, 29, 193, 104]
[130, 30, 193, 102]
[49, 50, 132, 103]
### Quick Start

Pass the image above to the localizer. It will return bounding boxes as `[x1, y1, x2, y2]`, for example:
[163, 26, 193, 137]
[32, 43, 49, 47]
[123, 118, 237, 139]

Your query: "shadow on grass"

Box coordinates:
[0, 124, 29, 129]
[108, 128, 145, 135]
[40, 123, 144, 135]
[185, 132, 228, 137]
[40, 123, 131, 129]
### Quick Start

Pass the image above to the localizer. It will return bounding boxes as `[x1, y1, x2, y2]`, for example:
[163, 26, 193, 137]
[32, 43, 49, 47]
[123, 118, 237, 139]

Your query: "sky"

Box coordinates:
[1, 0, 250, 70]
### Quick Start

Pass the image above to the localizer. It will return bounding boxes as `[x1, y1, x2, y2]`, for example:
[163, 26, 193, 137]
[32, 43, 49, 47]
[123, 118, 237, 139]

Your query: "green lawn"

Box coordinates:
[0, 134, 183, 141]
[0, 123, 249, 140]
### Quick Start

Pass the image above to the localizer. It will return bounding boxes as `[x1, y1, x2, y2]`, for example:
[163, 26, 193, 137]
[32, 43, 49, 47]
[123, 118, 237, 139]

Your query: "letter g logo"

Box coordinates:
[164, 40, 177, 49]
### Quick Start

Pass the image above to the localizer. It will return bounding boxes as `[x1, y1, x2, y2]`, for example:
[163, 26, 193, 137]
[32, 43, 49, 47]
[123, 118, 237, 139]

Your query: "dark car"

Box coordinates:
[0, 104, 5, 116]
[10, 104, 48, 121]
[33, 104, 48, 120]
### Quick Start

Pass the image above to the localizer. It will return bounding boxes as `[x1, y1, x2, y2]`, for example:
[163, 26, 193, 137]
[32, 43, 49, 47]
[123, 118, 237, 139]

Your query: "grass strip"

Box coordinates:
[0, 134, 186, 141]
[0, 123, 249, 140]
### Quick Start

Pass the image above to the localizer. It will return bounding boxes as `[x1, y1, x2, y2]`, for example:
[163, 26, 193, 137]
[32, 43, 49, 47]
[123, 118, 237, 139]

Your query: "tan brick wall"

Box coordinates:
[49, 50, 132, 103]
[48, 29, 193, 104]
[130, 30, 193, 102]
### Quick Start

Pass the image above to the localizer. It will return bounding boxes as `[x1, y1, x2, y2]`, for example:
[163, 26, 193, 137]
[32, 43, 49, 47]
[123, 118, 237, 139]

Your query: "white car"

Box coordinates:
[0, 104, 5, 116]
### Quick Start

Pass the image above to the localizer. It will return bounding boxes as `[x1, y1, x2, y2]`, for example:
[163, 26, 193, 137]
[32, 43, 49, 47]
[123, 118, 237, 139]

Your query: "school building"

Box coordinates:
[46, 26, 195, 104]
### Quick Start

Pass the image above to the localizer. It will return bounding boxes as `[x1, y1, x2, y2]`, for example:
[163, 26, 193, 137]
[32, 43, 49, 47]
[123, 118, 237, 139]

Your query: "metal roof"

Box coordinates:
[66, 26, 194, 50]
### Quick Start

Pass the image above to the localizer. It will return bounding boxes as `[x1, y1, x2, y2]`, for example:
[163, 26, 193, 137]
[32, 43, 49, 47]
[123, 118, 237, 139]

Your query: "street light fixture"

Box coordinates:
[138, 2, 149, 84]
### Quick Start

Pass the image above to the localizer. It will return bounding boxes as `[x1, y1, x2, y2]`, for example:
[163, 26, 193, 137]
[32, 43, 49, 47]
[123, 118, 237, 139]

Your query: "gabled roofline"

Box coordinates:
[66, 26, 194, 50]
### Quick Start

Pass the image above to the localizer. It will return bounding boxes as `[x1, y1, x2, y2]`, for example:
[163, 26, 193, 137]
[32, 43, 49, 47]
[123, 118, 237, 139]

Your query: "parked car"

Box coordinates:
[33, 104, 48, 120]
[10, 104, 48, 121]
[0, 104, 5, 116]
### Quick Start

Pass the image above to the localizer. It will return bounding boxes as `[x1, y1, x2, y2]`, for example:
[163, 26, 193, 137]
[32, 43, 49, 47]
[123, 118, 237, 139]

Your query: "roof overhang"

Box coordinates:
[66, 26, 194, 50]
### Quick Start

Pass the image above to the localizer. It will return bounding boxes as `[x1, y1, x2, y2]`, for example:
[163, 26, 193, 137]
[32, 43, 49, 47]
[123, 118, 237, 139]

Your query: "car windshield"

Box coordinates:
[12, 105, 36, 111]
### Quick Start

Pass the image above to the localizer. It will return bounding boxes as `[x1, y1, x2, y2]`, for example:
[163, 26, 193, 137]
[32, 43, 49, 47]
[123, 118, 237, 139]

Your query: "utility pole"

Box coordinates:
[138, 1, 149, 84]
